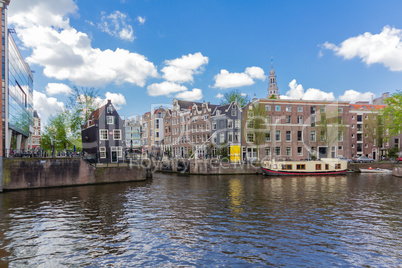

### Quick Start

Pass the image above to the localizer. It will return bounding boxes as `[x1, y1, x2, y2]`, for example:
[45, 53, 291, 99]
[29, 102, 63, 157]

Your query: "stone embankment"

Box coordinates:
[1, 158, 151, 192]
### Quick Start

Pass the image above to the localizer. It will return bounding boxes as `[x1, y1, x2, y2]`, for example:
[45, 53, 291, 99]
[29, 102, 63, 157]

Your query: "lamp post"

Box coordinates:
[52, 131, 56, 158]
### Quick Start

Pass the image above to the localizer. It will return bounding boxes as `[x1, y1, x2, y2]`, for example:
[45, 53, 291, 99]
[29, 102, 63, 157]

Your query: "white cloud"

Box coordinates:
[99, 11, 134, 42]
[45, 83, 73, 96]
[175, 88, 203, 101]
[33, 90, 65, 125]
[339, 89, 375, 103]
[137, 16, 146, 25]
[323, 26, 402, 71]
[92, 92, 127, 110]
[8, 0, 158, 87]
[216, 93, 224, 98]
[213, 67, 266, 89]
[282, 79, 335, 101]
[147, 81, 187, 96]
[162, 52, 209, 83]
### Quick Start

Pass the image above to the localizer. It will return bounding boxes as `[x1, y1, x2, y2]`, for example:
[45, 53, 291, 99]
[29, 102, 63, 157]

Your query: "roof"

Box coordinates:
[349, 104, 387, 111]
[212, 104, 230, 116]
[177, 99, 203, 109]
[33, 110, 39, 118]
[82, 104, 107, 129]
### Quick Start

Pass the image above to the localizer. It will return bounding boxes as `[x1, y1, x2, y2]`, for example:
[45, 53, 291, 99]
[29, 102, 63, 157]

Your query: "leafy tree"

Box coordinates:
[382, 91, 402, 136]
[220, 89, 250, 107]
[41, 114, 70, 153]
[245, 101, 267, 161]
[66, 86, 100, 138]
[268, 94, 277, 99]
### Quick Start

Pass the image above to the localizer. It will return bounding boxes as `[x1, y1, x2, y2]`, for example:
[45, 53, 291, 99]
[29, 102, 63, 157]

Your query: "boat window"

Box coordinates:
[296, 164, 306, 170]
[335, 164, 341, 169]
[273, 164, 277, 169]
[325, 164, 329, 170]
[282, 164, 292, 170]
[316, 164, 322, 170]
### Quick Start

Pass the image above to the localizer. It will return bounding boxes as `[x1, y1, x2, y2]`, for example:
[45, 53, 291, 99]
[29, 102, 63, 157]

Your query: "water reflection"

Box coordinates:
[0, 174, 401, 267]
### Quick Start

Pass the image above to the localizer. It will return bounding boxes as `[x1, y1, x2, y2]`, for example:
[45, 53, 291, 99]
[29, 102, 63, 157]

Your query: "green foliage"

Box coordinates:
[217, 143, 228, 157]
[268, 94, 277, 99]
[246, 101, 267, 160]
[382, 91, 402, 136]
[219, 89, 250, 107]
[387, 146, 399, 159]
[66, 86, 100, 138]
[41, 114, 70, 151]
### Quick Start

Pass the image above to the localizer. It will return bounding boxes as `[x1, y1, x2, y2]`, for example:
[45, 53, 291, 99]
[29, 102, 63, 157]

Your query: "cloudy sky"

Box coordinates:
[7, 0, 402, 124]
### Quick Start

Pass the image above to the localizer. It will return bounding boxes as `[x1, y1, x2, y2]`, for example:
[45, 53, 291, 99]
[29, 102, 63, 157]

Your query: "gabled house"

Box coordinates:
[211, 101, 243, 162]
[81, 100, 125, 163]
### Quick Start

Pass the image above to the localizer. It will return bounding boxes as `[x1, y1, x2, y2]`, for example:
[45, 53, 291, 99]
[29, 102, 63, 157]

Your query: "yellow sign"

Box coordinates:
[230, 145, 241, 162]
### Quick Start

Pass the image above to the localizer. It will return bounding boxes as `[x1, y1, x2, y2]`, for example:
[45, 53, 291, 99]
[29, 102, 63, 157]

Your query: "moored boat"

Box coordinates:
[261, 158, 348, 176]
[359, 168, 391, 174]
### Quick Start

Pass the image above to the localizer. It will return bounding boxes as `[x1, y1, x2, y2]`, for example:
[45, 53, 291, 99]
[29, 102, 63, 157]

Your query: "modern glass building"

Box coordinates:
[0, 0, 34, 157]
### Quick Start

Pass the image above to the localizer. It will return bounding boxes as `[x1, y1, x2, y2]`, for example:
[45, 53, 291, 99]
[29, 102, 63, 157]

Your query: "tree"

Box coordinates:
[382, 91, 402, 136]
[245, 101, 267, 161]
[66, 86, 100, 139]
[317, 105, 345, 158]
[220, 89, 250, 107]
[41, 114, 70, 153]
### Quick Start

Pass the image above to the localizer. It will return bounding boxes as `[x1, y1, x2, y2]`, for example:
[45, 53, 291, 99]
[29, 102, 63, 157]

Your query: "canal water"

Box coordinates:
[0, 173, 401, 267]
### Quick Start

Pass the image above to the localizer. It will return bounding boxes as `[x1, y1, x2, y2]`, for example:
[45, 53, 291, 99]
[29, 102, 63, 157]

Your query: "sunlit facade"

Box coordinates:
[0, 0, 34, 156]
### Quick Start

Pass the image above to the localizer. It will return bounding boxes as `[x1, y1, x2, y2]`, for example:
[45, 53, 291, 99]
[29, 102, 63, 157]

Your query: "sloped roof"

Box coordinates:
[349, 104, 387, 110]
[82, 104, 107, 129]
[177, 100, 203, 109]
[212, 104, 230, 116]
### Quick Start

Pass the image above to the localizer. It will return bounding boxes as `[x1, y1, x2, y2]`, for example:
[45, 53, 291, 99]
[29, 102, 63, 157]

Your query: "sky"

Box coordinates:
[7, 0, 402, 125]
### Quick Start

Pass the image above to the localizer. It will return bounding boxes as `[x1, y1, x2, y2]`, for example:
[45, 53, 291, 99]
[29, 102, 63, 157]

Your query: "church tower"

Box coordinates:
[267, 59, 279, 99]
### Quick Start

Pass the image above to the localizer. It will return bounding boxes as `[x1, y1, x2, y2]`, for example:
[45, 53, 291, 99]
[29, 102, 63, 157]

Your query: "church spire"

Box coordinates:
[267, 57, 279, 99]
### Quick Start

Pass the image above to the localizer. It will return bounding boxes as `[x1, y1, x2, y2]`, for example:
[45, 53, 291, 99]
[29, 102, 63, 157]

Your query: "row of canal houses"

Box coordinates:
[81, 66, 401, 164]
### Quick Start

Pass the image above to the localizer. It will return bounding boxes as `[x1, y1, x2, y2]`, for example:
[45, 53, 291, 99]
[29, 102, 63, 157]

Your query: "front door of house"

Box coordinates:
[111, 151, 117, 163]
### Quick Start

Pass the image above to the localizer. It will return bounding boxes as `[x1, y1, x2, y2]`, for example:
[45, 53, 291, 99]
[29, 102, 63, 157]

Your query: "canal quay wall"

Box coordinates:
[1, 158, 151, 192]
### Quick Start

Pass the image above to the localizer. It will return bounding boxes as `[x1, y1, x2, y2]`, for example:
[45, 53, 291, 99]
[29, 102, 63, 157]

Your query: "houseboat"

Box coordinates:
[261, 158, 348, 176]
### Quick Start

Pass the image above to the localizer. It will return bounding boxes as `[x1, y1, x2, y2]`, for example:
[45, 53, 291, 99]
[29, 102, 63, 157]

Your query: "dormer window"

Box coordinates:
[107, 106, 113, 113]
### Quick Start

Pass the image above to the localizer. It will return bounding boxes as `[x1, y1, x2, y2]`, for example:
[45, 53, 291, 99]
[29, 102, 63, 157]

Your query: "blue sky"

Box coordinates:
[7, 0, 402, 124]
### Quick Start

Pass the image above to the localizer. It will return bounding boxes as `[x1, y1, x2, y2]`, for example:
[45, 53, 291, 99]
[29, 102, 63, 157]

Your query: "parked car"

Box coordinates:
[397, 157, 402, 163]
[354, 156, 375, 163]
[337, 157, 353, 163]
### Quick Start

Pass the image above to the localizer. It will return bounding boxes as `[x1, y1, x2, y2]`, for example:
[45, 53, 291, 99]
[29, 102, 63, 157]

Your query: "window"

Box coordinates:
[311, 106, 316, 114]
[235, 119, 240, 129]
[228, 132, 233, 142]
[100, 147, 106, 158]
[247, 120, 254, 128]
[297, 164, 306, 170]
[286, 147, 291, 156]
[311, 131, 316, 142]
[275, 105, 281, 111]
[113, 129, 121, 140]
[111, 146, 123, 158]
[335, 164, 341, 169]
[247, 133, 254, 143]
[325, 164, 329, 170]
[266, 116, 271, 124]
[286, 115, 291, 124]
[286, 105, 291, 112]
[338, 146, 343, 150]
[338, 131, 343, 141]
[316, 164, 322, 170]
[298, 116, 303, 124]
[100, 129, 108, 140]
[275, 147, 281, 156]
[282, 164, 292, 170]
[265, 105, 271, 111]
[298, 106, 303, 112]
[365, 115, 368, 120]
[338, 107, 343, 113]
[265, 147, 271, 156]
[220, 133, 225, 143]
[321, 131, 326, 142]
[297, 147, 302, 156]
[311, 116, 316, 127]
[286, 131, 291, 141]
[320, 107, 325, 113]
[107, 116, 114, 124]
[228, 120, 233, 128]
[107, 106, 113, 113]
[234, 132, 240, 142]
[297, 131, 303, 141]
[276, 130, 281, 141]
[231, 109, 237, 116]
[265, 131, 271, 142]
[357, 115, 362, 122]
[212, 121, 217, 130]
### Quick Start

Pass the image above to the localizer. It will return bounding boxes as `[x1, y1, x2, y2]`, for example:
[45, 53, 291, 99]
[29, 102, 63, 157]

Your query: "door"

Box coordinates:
[111, 151, 117, 163]
[318, 147, 328, 159]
